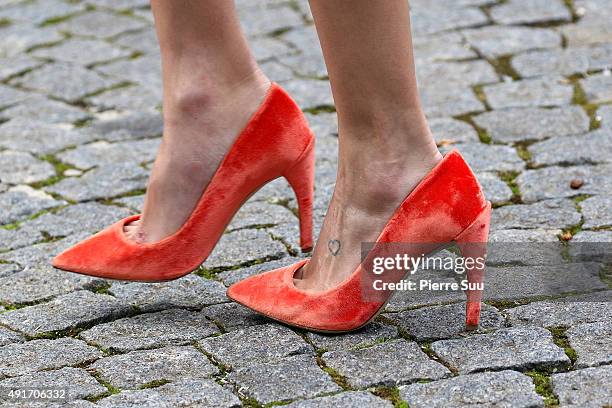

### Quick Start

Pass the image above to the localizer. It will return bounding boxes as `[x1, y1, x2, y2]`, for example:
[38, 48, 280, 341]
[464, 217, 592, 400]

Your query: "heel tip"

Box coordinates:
[465, 323, 479, 331]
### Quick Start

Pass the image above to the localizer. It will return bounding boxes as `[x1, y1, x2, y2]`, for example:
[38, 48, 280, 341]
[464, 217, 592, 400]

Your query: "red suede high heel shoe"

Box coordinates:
[227, 150, 491, 333]
[52, 83, 315, 282]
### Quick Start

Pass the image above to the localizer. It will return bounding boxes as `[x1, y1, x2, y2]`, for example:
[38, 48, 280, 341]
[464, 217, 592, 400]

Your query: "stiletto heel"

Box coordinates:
[52, 83, 315, 282]
[455, 202, 491, 331]
[228, 149, 492, 333]
[284, 138, 315, 251]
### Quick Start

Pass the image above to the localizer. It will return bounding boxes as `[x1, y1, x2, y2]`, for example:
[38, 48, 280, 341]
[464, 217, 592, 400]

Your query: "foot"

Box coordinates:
[124, 73, 271, 243]
[294, 132, 442, 292]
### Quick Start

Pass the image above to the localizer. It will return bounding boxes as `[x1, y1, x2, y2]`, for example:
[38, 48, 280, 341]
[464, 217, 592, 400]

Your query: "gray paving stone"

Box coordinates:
[0, 327, 23, 347]
[562, 19, 612, 47]
[0, 151, 55, 184]
[410, 0, 497, 8]
[45, 163, 148, 201]
[0, 185, 65, 225]
[447, 143, 525, 172]
[13, 62, 121, 102]
[484, 77, 574, 110]
[13, 202, 131, 241]
[229, 354, 341, 404]
[0, 264, 105, 305]
[109, 275, 227, 312]
[89, 110, 163, 141]
[84, 0, 150, 10]
[58, 139, 160, 170]
[552, 365, 612, 408]
[204, 228, 286, 269]
[0, 24, 64, 58]
[96, 378, 241, 408]
[95, 55, 162, 91]
[432, 327, 570, 374]
[0, 232, 89, 267]
[385, 270, 467, 312]
[0, 84, 30, 108]
[32, 38, 132, 66]
[411, 7, 488, 37]
[462, 26, 561, 58]
[217, 257, 301, 286]
[86, 84, 161, 111]
[0, 55, 44, 81]
[79, 309, 218, 352]
[473, 106, 590, 143]
[506, 298, 612, 327]
[530, 129, 612, 166]
[492, 199, 581, 229]
[282, 79, 333, 109]
[56, 10, 148, 39]
[387, 303, 504, 341]
[413, 31, 476, 62]
[566, 322, 612, 368]
[251, 36, 295, 63]
[572, 230, 612, 242]
[517, 164, 612, 202]
[323, 339, 449, 388]
[286, 391, 393, 408]
[90, 345, 218, 389]
[0, 263, 20, 278]
[238, 4, 303, 38]
[416, 60, 498, 88]
[512, 44, 612, 78]
[114, 194, 143, 212]
[421, 85, 484, 117]
[0, 0, 85, 25]
[306, 322, 398, 352]
[0, 119, 96, 155]
[201, 302, 269, 331]
[490, 0, 570, 25]
[0, 96, 91, 124]
[0, 367, 105, 401]
[430, 118, 479, 144]
[113, 28, 160, 55]
[280, 25, 319, 56]
[580, 195, 612, 229]
[228, 201, 296, 231]
[280, 52, 327, 79]
[199, 324, 311, 369]
[0, 338, 102, 378]
[261, 59, 295, 83]
[478, 172, 513, 204]
[600, 104, 612, 128]
[582, 72, 612, 104]
[0, 290, 131, 337]
[484, 263, 607, 301]
[400, 370, 543, 408]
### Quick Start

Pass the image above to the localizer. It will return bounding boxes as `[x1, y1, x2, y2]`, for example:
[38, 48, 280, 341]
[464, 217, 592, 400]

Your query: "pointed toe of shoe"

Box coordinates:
[51, 215, 144, 280]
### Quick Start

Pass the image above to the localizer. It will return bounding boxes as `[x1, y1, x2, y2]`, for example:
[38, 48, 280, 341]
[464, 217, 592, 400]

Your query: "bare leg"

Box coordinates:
[125, 0, 270, 242]
[295, 0, 442, 290]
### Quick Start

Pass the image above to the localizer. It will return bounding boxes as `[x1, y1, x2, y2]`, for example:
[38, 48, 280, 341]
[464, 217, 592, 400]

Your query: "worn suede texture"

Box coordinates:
[227, 150, 491, 332]
[52, 83, 315, 281]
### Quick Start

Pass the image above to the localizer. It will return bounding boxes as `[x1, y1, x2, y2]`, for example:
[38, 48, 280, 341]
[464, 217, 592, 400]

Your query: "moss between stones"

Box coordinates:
[498, 170, 523, 204]
[371, 387, 409, 408]
[139, 379, 171, 389]
[472, 85, 492, 111]
[489, 55, 521, 81]
[454, 114, 492, 144]
[548, 326, 578, 365]
[303, 105, 336, 115]
[86, 371, 121, 402]
[525, 370, 560, 407]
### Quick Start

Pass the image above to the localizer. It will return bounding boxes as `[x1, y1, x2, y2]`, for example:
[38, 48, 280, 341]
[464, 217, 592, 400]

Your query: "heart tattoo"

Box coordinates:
[328, 239, 341, 256]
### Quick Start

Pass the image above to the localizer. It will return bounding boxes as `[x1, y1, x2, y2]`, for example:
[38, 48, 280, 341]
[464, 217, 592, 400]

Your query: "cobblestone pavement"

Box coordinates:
[0, 0, 611, 407]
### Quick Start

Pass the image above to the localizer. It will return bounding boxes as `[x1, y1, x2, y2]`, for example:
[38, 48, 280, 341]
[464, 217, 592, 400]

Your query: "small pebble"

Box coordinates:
[63, 169, 83, 177]
[570, 179, 583, 189]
